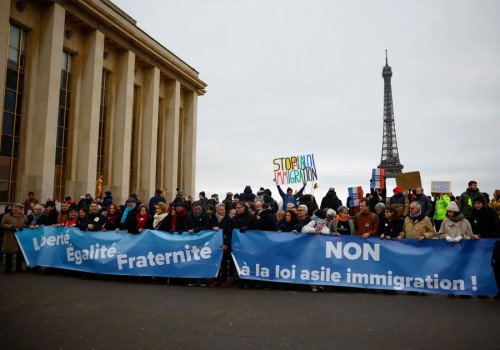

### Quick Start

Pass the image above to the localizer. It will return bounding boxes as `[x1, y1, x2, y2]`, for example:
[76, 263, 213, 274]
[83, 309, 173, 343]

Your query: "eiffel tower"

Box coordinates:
[378, 51, 403, 178]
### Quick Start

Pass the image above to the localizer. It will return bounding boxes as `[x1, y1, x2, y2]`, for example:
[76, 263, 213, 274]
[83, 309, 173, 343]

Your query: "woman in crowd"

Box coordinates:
[151, 202, 171, 232]
[136, 204, 150, 233]
[379, 206, 404, 240]
[27, 204, 44, 227]
[76, 209, 88, 231]
[103, 204, 121, 231]
[467, 196, 500, 238]
[329, 206, 354, 235]
[302, 209, 330, 234]
[277, 210, 300, 233]
[171, 201, 187, 233]
[232, 202, 256, 232]
[437, 202, 474, 242]
[117, 197, 139, 234]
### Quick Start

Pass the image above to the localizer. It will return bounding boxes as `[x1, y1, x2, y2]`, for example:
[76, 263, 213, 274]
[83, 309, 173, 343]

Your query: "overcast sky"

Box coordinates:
[114, 0, 500, 203]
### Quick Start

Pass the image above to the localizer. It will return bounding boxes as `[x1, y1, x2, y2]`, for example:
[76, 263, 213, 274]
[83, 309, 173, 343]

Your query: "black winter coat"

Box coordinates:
[255, 209, 277, 231]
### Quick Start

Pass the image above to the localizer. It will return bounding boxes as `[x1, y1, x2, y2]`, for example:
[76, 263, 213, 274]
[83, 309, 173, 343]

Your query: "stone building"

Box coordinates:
[0, 0, 206, 204]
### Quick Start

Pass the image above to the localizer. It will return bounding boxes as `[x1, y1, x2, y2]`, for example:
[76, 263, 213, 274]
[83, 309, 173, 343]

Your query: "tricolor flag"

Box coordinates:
[348, 186, 364, 207]
[370, 168, 385, 189]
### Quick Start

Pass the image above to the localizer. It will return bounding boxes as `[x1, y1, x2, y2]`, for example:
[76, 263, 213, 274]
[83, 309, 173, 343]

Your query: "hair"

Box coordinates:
[33, 204, 44, 211]
[468, 181, 477, 187]
[285, 210, 298, 223]
[191, 201, 202, 207]
[28, 191, 34, 195]
[205, 204, 215, 211]
[410, 201, 422, 210]
[385, 205, 397, 215]
[375, 202, 386, 212]
[359, 199, 368, 206]
[155, 202, 167, 212]
[276, 209, 285, 221]
[337, 205, 349, 214]
[215, 203, 226, 211]
[313, 208, 327, 220]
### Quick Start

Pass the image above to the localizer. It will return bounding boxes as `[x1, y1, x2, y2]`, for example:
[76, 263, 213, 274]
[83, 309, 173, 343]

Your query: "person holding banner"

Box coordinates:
[398, 202, 436, 241]
[116, 197, 139, 234]
[302, 209, 330, 235]
[353, 200, 379, 238]
[437, 202, 474, 242]
[379, 206, 404, 240]
[277, 210, 300, 233]
[210, 203, 232, 288]
[329, 206, 354, 235]
[277, 181, 307, 211]
[1, 203, 28, 273]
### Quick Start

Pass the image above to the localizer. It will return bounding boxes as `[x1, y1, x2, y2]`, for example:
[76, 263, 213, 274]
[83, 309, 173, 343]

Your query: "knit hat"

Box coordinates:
[126, 197, 137, 203]
[393, 186, 403, 194]
[474, 195, 486, 204]
[446, 201, 459, 212]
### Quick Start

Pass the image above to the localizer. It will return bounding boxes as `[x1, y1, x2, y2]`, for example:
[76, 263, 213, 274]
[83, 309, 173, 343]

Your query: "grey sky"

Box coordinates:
[114, 0, 500, 203]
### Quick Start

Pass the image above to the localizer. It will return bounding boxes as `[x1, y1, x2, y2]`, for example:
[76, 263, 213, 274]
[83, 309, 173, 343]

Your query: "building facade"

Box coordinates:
[0, 0, 206, 204]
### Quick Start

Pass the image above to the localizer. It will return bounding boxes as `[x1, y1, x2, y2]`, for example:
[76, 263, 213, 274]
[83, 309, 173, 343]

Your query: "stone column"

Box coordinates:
[181, 90, 198, 198]
[20, 3, 65, 201]
[66, 30, 104, 197]
[161, 80, 180, 201]
[136, 67, 159, 201]
[109, 50, 135, 204]
[0, 0, 11, 126]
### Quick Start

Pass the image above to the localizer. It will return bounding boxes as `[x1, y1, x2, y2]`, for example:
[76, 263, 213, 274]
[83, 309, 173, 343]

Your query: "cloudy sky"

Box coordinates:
[114, 0, 500, 203]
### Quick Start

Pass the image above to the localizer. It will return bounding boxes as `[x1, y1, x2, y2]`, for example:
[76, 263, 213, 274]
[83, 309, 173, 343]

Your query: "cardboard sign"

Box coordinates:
[273, 153, 318, 186]
[395, 171, 422, 191]
[431, 181, 452, 194]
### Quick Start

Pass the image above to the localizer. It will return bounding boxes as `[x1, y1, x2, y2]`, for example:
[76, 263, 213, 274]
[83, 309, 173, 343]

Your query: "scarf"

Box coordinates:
[410, 209, 424, 221]
[120, 204, 136, 224]
[336, 214, 349, 222]
[153, 212, 168, 229]
[449, 213, 464, 223]
[216, 213, 225, 222]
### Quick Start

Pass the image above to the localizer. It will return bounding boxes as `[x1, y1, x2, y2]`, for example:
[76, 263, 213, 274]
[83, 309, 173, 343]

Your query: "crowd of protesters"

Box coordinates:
[1, 180, 500, 297]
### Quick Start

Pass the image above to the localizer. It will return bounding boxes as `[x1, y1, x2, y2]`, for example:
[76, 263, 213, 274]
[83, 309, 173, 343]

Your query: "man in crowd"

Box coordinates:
[277, 181, 307, 211]
[398, 202, 436, 241]
[1, 203, 28, 272]
[459, 181, 482, 218]
[148, 189, 166, 215]
[353, 200, 379, 238]
[296, 204, 311, 231]
[86, 201, 106, 231]
[389, 186, 410, 218]
[413, 187, 433, 217]
[23, 192, 39, 215]
[186, 201, 211, 233]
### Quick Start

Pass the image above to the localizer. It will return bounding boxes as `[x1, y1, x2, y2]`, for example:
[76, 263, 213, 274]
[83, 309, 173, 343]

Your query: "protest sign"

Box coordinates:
[348, 186, 364, 207]
[16, 227, 223, 278]
[231, 230, 497, 296]
[396, 171, 422, 190]
[370, 168, 385, 189]
[273, 153, 318, 185]
[431, 181, 452, 194]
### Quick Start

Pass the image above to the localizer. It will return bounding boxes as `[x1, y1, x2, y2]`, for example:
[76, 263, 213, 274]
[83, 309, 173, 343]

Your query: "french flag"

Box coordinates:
[370, 168, 385, 189]
[348, 186, 364, 207]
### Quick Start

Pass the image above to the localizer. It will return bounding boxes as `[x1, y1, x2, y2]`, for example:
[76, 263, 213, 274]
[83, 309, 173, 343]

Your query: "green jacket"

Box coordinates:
[434, 194, 451, 221]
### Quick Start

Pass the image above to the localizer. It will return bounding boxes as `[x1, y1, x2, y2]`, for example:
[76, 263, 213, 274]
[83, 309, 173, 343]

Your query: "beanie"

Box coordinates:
[446, 201, 459, 212]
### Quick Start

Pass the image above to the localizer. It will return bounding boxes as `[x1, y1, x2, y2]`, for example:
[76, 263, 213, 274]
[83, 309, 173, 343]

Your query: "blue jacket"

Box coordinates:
[277, 183, 306, 210]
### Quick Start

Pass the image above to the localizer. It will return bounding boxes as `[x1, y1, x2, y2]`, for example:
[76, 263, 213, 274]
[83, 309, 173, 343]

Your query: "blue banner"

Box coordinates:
[231, 230, 498, 296]
[16, 227, 223, 278]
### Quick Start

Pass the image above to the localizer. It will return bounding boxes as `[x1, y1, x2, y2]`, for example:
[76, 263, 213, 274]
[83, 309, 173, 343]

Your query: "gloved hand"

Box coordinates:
[453, 235, 463, 243]
[445, 235, 453, 243]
